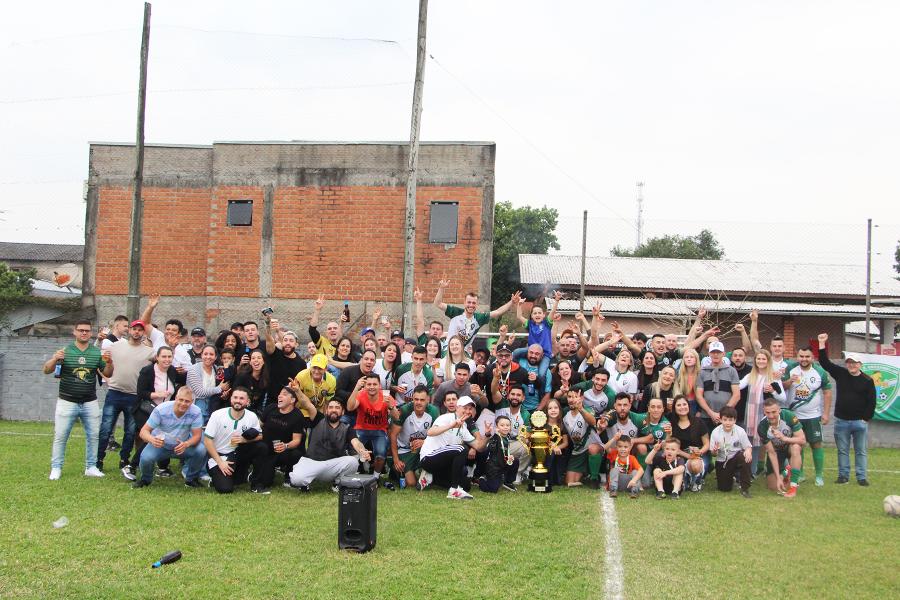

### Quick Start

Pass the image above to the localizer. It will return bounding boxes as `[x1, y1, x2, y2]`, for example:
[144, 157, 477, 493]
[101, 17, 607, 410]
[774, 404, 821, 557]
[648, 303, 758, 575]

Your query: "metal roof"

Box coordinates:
[519, 254, 900, 299]
[0, 242, 83, 263]
[550, 296, 900, 319]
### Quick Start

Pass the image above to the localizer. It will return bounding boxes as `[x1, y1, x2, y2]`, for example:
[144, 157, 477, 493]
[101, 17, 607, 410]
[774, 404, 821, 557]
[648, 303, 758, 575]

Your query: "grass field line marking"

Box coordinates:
[599, 492, 624, 600]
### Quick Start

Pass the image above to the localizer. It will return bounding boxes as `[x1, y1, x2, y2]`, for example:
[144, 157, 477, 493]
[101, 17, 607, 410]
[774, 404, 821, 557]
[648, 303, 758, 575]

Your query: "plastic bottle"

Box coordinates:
[343, 301, 350, 321]
[152, 550, 182, 568]
[53, 360, 62, 379]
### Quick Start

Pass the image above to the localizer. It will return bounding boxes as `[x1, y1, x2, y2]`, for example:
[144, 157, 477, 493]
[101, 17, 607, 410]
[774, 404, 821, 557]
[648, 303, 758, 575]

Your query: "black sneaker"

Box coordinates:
[157, 467, 174, 478]
[656, 491, 666, 499]
[858, 479, 870, 487]
[590, 478, 601, 490]
[295, 484, 311, 492]
[741, 489, 752, 499]
[835, 476, 849, 484]
[184, 479, 203, 488]
[118, 458, 128, 469]
[502, 483, 518, 492]
[383, 481, 396, 491]
[121, 465, 136, 481]
[107, 440, 121, 452]
[132, 479, 151, 489]
[250, 486, 271, 495]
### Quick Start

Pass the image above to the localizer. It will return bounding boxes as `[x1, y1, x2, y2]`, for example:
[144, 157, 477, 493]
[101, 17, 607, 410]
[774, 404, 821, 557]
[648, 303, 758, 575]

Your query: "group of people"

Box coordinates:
[45, 284, 877, 500]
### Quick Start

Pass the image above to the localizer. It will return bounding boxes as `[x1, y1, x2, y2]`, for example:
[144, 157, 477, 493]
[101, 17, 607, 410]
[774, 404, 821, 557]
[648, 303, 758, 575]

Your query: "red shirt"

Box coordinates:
[355, 390, 389, 431]
[606, 450, 641, 475]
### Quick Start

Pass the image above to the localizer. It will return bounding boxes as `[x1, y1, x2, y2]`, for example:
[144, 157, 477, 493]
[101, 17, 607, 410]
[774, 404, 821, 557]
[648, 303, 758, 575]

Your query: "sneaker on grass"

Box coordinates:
[184, 479, 203, 488]
[501, 483, 518, 492]
[84, 467, 105, 478]
[199, 474, 211, 484]
[417, 470, 433, 491]
[835, 476, 849, 484]
[784, 485, 798, 498]
[250, 486, 271, 495]
[49, 468, 62, 481]
[132, 480, 151, 489]
[121, 465, 136, 481]
[447, 487, 473, 500]
[157, 467, 174, 478]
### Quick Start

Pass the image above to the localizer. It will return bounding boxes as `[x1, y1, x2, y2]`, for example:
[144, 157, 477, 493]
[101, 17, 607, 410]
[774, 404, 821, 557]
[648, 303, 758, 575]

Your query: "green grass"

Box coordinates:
[0, 420, 897, 599]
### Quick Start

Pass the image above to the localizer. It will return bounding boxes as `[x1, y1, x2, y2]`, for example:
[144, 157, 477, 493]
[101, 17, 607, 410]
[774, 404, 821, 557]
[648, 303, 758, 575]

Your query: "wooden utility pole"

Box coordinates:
[400, 0, 428, 331]
[579, 210, 587, 311]
[865, 218, 872, 353]
[126, 2, 151, 319]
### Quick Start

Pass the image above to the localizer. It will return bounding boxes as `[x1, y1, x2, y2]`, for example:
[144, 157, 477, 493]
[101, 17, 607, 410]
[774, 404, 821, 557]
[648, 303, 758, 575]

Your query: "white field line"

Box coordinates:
[600, 492, 624, 600]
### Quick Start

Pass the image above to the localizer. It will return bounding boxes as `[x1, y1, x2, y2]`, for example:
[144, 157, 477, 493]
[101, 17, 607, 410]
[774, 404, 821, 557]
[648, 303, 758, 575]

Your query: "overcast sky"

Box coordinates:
[2, 1, 898, 288]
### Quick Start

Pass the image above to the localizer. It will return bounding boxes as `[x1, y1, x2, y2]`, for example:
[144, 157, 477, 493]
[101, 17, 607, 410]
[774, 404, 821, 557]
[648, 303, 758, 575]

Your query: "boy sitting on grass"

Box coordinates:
[645, 438, 686, 499]
[709, 406, 753, 498]
[603, 432, 643, 498]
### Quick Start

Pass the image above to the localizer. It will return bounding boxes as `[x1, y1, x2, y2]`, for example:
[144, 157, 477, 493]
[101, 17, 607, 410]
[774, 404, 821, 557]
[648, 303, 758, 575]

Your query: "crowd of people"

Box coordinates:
[44, 285, 877, 500]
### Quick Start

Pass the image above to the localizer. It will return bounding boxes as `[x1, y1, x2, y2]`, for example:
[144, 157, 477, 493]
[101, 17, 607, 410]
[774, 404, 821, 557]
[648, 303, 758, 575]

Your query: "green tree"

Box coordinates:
[0, 262, 35, 319]
[491, 201, 559, 304]
[611, 228, 725, 260]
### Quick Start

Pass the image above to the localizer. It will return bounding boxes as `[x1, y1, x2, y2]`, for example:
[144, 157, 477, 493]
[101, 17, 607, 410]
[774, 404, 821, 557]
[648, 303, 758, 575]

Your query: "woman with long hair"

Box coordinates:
[214, 331, 244, 360]
[186, 344, 230, 424]
[424, 336, 444, 386]
[635, 352, 659, 412]
[666, 395, 710, 492]
[550, 360, 578, 402]
[645, 366, 677, 413]
[373, 341, 401, 390]
[442, 335, 475, 380]
[233, 348, 270, 415]
[740, 349, 786, 475]
[675, 348, 701, 415]
[327, 336, 359, 372]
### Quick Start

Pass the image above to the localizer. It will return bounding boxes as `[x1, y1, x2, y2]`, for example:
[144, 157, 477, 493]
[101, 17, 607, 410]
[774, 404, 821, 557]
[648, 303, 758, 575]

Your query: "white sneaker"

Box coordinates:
[457, 488, 474, 500]
[49, 468, 62, 481]
[447, 487, 464, 500]
[199, 474, 212, 484]
[417, 470, 433, 491]
[84, 466, 105, 478]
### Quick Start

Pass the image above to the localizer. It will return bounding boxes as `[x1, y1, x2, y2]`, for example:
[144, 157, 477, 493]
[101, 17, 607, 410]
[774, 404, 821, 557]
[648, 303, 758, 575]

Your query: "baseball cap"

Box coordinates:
[130, 319, 146, 329]
[404, 337, 417, 345]
[390, 329, 404, 339]
[191, 327, 206, 337]
[360, 327, 375, 337]
[310, 354, 328, 369]
[495, 342, 513, 355]
[457, 396, 475, 407]
[843, 352, 864, 364]
[708, 341, 725, 353]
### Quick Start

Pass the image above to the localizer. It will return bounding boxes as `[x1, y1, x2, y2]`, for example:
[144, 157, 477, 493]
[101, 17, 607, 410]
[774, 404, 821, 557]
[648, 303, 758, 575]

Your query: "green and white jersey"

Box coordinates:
[444, 306, 491, 351]
[494, 407, 531, 442]
[58, 343, 106, 402]
[573, 380, 616, 415]
[602, 357, 638, 395]
[632, 411, 670, 444]
[563, 407, 595, 455]
[393, 403, 440, 453]
[757, 409, 803, 450]
[782, 364, 831, 418]
[607, 414, 639, 439]
[393, 363, 434, 406]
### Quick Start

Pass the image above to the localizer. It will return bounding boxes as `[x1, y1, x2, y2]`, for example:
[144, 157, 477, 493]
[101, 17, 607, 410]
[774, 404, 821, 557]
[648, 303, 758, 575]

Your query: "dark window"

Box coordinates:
[227, 200, 253, 226]
[428, 201, 458, 244]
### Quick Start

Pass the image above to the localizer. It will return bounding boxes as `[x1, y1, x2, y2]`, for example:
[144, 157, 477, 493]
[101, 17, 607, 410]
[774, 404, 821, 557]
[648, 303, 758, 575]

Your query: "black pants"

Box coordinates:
[420, 447, 469, 490]
[256, 447, 303, 488]
[478, 458, 519, 493]
[715, 453, 751, 492]
[209, 441, 269, 493]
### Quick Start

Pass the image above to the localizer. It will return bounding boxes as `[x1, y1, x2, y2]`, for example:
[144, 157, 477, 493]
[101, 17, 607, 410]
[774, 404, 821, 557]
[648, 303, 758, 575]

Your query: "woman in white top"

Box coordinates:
[442, 335, 475, 381]
[373, 342, 401, 390]
[739, 349, 786, 475]
[424, 336, 445, 386]
[186, 344, 230, 424]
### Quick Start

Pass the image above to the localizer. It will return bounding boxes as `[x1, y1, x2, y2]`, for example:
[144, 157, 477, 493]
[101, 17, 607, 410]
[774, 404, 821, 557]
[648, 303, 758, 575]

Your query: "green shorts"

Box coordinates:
[765, 448, 790, 475]
[567, 451, 589, 475]
[398, 451, 420, 474]
[800, 418, 823, 444]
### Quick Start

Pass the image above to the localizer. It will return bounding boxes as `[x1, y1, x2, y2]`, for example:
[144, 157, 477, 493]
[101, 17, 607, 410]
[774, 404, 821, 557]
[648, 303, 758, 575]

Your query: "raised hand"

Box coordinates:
[314, 294, 325, 311]
[438, 278, 450, 289]
[413, 288, 423, 302]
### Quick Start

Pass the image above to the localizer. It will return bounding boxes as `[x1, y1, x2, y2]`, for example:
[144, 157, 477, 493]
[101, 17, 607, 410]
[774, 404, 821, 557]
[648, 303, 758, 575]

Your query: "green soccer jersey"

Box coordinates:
[393, 362, 434, 405]
[757, 409, 802, 449]
[782, 363, 831, 419]
[631, 411, 670, 443]
[444, 305, 491, 348]
[573, 380, 616, 414]
[393, 403, 440, 453]
[58, 343, 105, 402]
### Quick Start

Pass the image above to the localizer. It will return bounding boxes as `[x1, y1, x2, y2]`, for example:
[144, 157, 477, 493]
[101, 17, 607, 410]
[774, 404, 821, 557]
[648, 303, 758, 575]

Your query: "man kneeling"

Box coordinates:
[133, 386, 206, 488]
[203, 387, 270, 494]
[289, 399, 372, 491]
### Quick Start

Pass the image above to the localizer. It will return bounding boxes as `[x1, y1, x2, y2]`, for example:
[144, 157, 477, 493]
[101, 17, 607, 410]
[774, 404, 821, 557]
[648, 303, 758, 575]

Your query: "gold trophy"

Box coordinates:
[518, 410, 562, 493]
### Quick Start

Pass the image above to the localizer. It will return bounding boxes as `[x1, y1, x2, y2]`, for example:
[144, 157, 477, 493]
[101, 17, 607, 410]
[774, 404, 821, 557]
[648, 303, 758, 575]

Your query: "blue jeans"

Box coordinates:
[354, 429, 388, 458]
[51, 399, 100, 469]
[834, 418, 868, 481]
[97, 389, 137, 464]
[139, 443, 207, 483]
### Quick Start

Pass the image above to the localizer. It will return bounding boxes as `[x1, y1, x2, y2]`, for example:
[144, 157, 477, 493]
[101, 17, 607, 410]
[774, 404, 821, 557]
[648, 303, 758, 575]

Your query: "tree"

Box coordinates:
[491, 201, 559, 304]
[0, 262, 35, 320]
[611, 228, 725, 260]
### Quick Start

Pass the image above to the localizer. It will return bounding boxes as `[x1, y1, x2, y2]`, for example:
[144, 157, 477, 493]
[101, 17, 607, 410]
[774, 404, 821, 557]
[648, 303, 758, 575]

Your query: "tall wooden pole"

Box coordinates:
[126, 2, 151, 318]
[865, 218, 872, 353]
[400, 0, 428, 331]
[579, 210, 587, 311]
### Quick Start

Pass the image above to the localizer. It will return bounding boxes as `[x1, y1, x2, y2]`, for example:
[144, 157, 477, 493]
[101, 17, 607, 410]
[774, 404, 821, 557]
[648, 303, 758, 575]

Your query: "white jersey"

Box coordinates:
[420, 413, 475, 457]
[602, 357, 638, 395]
[394, 405, 439, 453]
[607, 417, 639, 440]
[784, 364, 831, 419]
[563, 408, 593, 455]
[203, 407, 261, 469]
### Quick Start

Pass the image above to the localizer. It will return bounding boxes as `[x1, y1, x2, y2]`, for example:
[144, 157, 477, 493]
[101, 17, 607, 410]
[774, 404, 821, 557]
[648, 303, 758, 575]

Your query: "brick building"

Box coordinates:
[84, 141, 496, 332]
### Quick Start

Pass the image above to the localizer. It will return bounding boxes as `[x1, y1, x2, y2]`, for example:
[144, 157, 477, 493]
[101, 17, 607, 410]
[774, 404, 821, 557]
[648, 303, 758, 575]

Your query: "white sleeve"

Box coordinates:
[739, 374, 750, 390]
[149, 328, 165, 352]
[460, 425, 475, 444]
[172, 345, 191, 369]
[738, 426, 752, 450]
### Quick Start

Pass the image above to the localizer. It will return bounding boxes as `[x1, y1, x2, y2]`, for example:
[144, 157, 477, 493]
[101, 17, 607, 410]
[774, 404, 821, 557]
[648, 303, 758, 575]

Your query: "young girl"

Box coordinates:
[479, 415, 519, 493]
[544, 398, 570, 486]
[740, 349, 786, 476]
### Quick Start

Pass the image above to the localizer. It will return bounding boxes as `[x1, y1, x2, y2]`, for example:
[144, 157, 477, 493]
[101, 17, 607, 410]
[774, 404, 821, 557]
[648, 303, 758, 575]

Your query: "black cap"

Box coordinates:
[495, 342, 513, 354]
[391, 329, 404, 339]
[191, 327, 206, 337]
[230, 322, 244, 330]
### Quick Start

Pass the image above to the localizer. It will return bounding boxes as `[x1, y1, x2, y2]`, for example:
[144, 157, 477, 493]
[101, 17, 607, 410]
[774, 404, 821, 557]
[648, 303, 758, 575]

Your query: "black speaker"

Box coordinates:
[338, 474, 378, 553]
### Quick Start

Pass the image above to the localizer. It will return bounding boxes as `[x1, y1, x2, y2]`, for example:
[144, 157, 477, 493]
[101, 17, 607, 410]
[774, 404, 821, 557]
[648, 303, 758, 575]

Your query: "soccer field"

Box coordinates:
[1, 420, 897, 600]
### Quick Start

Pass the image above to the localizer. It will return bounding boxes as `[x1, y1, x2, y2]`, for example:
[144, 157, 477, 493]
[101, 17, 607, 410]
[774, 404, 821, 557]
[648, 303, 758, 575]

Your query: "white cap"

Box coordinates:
[843, 352, 864, 363]
[708, 341, 725, 353]
[457, 396, 475, 407]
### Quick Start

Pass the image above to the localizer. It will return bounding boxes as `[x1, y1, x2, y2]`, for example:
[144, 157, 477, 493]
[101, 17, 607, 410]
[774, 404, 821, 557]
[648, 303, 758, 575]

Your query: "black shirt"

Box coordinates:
[667, 416, 708, 453]
[267, 351, 307, 399]
[261, 404, 308, 448]
[818, 348, 877, 421]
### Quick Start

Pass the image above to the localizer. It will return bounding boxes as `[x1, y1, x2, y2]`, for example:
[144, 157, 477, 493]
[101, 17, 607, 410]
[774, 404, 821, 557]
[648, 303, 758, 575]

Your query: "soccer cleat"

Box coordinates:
[157, 467, 174, 478]
[447, 487, 464, 500]
[858, 479, 870, 487]
[835, 476, 849, 484]
[689, 482, 699, 493]
[184, 479, 203, 488]
[590, 479, 601, 490]
[84, 466, 105, 478]
[656, 491, 666, 500]
[250, 486, 271, 495]
[502, 483, 518, 492]
[608, 490, 618, 498]
[670, 492, 680, 500]
[815, 476, 824, 487]
[132, 479, 151, 489]
[49, 468, 62, 481]
[417, 471, 433, 491]
[784, 485, 798, 498]
[121, 465, 136, 481]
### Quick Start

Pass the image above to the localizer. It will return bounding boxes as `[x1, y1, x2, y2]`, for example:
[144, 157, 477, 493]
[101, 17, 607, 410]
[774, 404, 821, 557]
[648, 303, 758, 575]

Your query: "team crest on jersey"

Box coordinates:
[78, 356, 86, 365]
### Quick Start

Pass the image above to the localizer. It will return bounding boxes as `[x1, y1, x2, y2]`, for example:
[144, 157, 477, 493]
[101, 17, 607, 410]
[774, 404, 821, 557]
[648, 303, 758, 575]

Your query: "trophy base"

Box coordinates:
[528, 470, 552, 493]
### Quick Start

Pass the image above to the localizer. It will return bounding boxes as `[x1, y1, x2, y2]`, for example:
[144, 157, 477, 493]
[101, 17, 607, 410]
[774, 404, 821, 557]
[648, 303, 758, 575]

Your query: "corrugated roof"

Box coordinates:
[519, 254, 900, 298]
[550, 296, 900, 319]
[0, 242, 83, 262]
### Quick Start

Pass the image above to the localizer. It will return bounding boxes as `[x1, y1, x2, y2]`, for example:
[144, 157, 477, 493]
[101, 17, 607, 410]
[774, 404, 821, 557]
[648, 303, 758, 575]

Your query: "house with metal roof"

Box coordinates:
[518, 254, 900, 358]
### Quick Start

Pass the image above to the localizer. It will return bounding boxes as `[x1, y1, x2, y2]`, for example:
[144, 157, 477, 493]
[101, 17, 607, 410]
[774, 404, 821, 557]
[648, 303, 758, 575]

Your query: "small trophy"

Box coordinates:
[518, 410, 562, 493]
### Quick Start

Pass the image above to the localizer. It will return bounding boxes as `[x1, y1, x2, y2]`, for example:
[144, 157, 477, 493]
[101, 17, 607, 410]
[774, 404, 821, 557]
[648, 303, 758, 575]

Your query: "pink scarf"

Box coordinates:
[746, 377, 766, 445]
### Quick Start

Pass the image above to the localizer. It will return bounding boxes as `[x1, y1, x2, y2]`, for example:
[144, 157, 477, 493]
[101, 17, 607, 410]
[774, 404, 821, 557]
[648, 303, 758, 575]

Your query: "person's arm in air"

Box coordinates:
[683, 306, 706, 349]
[734, 323, 753, 355]
[489, 290, 521, 320]
[264, 318, 281, 354]
[433, 279, 450, 312]
[749, 309, 763, 352]
[308, 294, 325, 344]
[414, 288, 426, 338]
[515, 296, 528, 327]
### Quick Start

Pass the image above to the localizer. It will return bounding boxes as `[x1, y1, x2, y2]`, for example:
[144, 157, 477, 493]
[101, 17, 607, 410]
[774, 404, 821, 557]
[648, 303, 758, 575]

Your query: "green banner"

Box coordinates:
[855, 353, 900, 422]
